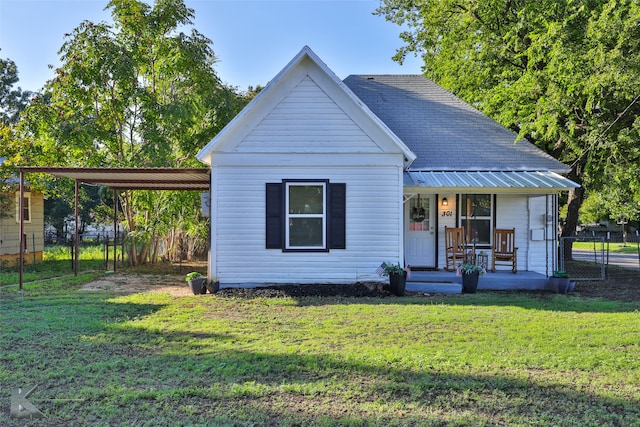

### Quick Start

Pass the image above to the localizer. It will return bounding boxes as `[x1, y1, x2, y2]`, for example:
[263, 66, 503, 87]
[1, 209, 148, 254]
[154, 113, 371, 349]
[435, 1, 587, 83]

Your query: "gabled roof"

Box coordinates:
[343, 75, 570, 173]
[196, 46, 416, 167]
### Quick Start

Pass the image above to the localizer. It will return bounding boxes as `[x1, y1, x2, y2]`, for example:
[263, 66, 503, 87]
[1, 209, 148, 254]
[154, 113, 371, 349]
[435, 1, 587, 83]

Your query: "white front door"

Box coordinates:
[405, 194, 436, 267]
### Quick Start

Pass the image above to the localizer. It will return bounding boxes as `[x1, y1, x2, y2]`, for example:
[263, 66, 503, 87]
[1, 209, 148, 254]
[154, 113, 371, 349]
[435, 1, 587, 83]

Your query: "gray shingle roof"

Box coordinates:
[343, 75, 569, 173]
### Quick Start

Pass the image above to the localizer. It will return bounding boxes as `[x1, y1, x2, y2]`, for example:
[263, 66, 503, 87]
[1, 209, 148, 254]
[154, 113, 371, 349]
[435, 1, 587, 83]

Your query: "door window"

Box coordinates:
[409, 195, 430, 231]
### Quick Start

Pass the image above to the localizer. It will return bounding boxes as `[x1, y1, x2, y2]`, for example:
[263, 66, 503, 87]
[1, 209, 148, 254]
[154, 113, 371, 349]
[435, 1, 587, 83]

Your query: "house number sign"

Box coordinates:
[441, 211, 453, 217]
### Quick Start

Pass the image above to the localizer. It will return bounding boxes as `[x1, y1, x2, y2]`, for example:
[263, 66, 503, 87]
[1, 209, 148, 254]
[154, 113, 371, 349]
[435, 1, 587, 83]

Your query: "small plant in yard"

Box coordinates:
[458, 263, 486, 275]
[382, 262, 408, 276]
[184, 272, 202, 282]
[185, 271, 208, 294]
[553, 269, 569, 278]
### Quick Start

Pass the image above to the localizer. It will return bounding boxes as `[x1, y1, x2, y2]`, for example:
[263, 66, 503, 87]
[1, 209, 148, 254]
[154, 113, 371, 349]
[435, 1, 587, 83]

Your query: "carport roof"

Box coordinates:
[19, 167, 210, 191]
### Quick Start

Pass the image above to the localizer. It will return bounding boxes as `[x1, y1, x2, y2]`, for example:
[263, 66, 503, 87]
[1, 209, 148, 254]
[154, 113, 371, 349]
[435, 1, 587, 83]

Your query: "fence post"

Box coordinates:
[104, 236, 109, 270]
[70, 238, 74, 271]
[637, 230, 640, 269]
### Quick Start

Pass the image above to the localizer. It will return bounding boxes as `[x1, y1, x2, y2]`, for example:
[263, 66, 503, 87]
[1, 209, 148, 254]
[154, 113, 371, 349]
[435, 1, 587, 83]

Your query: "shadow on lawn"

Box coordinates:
[2, 293, 639, 426]
[189, 349, 640, 426]
[8, 342, 638, 426]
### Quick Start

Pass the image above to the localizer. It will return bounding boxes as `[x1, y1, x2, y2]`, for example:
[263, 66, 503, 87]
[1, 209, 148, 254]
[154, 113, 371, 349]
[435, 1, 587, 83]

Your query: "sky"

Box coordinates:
[0, 0, 423, 93]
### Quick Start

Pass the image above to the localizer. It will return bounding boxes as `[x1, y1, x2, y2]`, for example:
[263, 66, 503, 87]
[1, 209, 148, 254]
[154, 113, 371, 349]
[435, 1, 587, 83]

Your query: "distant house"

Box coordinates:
[0, 159, 45, 267]
[196, 46, 578, 286]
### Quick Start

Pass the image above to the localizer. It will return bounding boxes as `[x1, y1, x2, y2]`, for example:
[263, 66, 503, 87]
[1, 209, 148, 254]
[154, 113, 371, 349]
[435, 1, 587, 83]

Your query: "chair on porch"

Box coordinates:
[492, 228, 518, 273]
[445, 226, 467, 271]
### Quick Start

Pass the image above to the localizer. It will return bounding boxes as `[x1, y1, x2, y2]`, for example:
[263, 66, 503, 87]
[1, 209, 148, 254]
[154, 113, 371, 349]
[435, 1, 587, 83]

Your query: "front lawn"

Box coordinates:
[1, 277, 639, 426]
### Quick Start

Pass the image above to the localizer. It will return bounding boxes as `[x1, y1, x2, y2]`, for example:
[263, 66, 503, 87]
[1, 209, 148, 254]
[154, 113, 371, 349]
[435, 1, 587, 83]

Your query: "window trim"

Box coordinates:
[15, 192, 32, 224]
[284, 180, 328, 251]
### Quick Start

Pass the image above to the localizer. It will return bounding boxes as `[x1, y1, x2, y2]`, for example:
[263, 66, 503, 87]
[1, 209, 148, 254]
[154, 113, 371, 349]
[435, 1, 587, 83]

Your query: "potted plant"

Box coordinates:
[205, 278, 220, 294]
[550, 270, 573, 294]
[382, 262, 408, 296]
[185, 272, 207, 295]
[458, 263, 485, 293]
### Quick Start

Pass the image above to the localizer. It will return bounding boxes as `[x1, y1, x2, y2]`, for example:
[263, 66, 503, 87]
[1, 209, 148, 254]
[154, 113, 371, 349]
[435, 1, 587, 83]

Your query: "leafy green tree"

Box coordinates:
[0, 54, 32, 126]
[1, 55, 33, 219]
[376, 0, 640, 238]
[21, 0, 241, 264]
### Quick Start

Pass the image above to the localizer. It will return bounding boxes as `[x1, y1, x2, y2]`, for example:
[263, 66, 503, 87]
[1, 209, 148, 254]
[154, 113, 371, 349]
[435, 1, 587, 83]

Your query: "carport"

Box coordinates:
[17, 167, 210, 290]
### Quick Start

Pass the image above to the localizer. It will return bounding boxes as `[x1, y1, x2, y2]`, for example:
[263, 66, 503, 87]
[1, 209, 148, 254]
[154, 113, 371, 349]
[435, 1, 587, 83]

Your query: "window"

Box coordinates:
[15, 192, 31, 223]
[266, 180, 346, 251]
[459, 194, 492, 245]
[286, 182, 326, 249]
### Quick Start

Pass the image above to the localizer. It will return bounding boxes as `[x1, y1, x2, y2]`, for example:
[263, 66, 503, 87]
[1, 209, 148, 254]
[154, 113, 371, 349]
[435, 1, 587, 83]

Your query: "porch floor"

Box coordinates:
[406, 269, 551, 294]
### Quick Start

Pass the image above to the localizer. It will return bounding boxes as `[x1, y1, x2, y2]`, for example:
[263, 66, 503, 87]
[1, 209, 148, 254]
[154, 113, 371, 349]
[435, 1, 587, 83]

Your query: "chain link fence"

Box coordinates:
[561, 230, 640, 281]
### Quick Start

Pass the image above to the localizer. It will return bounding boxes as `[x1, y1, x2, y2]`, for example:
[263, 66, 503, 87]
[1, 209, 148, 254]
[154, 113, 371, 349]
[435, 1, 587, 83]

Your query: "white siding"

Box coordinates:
[495, 194, 529, 272]
[211, 164, 403, 284]
[495, 194, 555, 275]
[238, 77, 383, 153]
[527, 195, 556, 276]
[203, 49, 414, 285]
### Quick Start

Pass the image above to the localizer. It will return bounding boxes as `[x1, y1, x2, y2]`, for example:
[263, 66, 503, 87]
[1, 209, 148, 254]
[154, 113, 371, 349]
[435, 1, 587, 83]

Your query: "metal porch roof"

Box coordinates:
[19, 167, 210, 191]
[404, 171, 579, 193]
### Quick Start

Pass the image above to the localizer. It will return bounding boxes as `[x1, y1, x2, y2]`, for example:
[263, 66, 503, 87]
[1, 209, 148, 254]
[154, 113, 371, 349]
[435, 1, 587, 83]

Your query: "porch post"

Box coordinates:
[113, 189, 118, 272]
[553, 193, 559, 274]
[74, 180, 79, 276]
[19, 169, 25, 291]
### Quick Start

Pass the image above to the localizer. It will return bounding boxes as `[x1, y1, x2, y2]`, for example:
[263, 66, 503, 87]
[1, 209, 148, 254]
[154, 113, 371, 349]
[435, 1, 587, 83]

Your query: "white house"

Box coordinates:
[196, 46, 578, 286]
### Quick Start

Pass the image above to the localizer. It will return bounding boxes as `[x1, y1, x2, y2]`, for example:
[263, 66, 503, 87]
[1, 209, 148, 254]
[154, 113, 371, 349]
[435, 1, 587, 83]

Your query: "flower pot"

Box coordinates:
[462, 271, 480, 293]
[389, 272, 407, 296]
[188, 278, 207, 295]
[550, 277, 572, 294]
[205, 280, 220, 294]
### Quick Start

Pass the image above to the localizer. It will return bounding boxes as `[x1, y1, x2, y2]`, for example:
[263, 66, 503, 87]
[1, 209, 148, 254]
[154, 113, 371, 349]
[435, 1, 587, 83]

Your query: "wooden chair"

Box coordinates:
[492, 228, 518, 273]
[445, 226, 467, 271]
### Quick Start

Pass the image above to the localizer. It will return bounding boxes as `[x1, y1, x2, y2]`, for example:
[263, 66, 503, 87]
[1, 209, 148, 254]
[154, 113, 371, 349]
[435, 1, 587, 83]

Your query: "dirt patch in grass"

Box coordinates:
[573, 272, 639, 302]
[81, 273, 194, 296]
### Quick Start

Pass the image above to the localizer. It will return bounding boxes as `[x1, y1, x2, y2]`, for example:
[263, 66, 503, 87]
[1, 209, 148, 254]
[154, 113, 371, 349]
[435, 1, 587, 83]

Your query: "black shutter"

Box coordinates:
[328, 183, 346, 249]
[265, 183, 284, 249]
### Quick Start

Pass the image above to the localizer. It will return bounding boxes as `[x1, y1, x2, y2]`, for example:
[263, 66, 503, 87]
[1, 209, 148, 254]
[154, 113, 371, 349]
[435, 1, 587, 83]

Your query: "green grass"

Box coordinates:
[573, 240, 640, 254]
[0, 244, 121, 286]
[1, 276, 639, 426]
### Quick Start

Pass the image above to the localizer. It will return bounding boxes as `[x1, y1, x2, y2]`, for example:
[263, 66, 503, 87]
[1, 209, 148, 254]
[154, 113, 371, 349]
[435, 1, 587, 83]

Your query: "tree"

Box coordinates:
[1, 55, 33, 219]
[21, 0, 242, 264]
[376, 0, 640, 239]
[0, 54, 32, 126]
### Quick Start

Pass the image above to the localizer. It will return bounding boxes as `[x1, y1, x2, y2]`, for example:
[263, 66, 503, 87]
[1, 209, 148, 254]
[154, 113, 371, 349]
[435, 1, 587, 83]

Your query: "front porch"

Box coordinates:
[406, 269, 551, 294]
